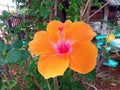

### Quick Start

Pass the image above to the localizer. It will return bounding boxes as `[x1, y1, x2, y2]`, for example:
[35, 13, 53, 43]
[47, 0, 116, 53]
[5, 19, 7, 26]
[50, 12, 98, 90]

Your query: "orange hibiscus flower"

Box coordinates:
[28, 20, 98, 79]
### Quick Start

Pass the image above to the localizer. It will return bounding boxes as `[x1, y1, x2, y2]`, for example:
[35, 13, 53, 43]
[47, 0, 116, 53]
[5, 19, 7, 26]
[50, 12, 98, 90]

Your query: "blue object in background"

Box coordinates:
[96, 40, 106, 46]
[95, 33, 120, 40]
[110, 39, 120, 49]
[95, 35, 106, 40]
[96, 34, 120, 68]
[115, 33, 120, 37]
[103, 58, 119, 68]
[105, 46, 111, 51]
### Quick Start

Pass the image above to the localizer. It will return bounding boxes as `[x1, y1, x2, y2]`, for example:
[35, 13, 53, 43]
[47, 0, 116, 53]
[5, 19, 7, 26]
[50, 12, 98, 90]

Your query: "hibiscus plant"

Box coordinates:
[0, 0, 103, 90]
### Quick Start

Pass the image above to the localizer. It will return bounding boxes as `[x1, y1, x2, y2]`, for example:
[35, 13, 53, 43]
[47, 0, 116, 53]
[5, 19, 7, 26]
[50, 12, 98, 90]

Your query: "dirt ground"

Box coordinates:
[93, 54, 120, 90]
[95, 66, 120, 90]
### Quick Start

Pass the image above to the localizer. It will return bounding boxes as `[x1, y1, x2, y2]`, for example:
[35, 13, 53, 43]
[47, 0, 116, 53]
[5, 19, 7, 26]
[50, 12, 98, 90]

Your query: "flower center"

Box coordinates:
[54, 27, 71, 54]
[54, 40, 72, 54]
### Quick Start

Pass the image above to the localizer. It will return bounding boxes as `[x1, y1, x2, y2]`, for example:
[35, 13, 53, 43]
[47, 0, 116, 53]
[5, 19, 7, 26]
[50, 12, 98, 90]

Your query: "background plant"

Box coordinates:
[0, 0, 110, 90]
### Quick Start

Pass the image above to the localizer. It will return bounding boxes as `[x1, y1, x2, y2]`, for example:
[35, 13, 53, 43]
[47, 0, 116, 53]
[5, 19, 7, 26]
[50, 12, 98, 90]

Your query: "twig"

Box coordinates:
[54, 0, 58, 16]
[86, 82, 98, 90]
[49, 0, 53, 21]
[31, 75, 43, 90]
[83, 1, 110, 21]
[14, 64, 27, 74]
[49, 13, 53, 21]
[81, 0, 90, 20]
[5, 64, 11, 81]
[85, 0, 93, 22]
[97, 50, 106, 72]
[81, 0, 92, 21]
[53, 77, 59, 90]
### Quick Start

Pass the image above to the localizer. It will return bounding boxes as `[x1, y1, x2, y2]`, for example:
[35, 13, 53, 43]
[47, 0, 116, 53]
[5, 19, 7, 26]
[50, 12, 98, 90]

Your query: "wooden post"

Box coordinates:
[101, 4, 109, 33]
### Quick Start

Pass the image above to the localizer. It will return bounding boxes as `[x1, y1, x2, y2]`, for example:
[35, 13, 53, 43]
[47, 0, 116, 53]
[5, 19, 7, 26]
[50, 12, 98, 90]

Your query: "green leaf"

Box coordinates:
[6, 48, 22, 64]
[12, 40, 23, 48]
[0, 55, 6, 66]
[24, 74, 31, 81]
[0, 10, 10, 20]
[0, 80, 8, 90]
[14, 27, 21, 33]
[0, 43, 7, 65]
[3, 26, 9, 31]
[114, 26, 120, 33]
[59, 69, 74, 89]
[9, 80, 17, 89]
[69, 0, 82, 3]
[21, 50, 30, 61]
[58, 3, 64, 10]
[28, 59, 38, 73]
[45, 1, 53, 7]
[41, 7, 51, 19]
[60, 69, 74, 83]
[59, 70, 86, 90]
[79, 69, 96, 82]
[0, 43, 7, 54]
[53, 16, 60, 20]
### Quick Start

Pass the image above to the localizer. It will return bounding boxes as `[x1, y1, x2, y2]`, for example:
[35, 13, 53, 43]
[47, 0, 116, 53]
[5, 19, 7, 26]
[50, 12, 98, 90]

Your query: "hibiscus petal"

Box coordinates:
[28, 31, 55, 55]
[69, 42, 98, 74]
[38, 54, 69, 79]
[47, 20, 72, 42]
[47, 20, 64, 42]
[64, 20, 72, 30]
[65, 22, 96, 43]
